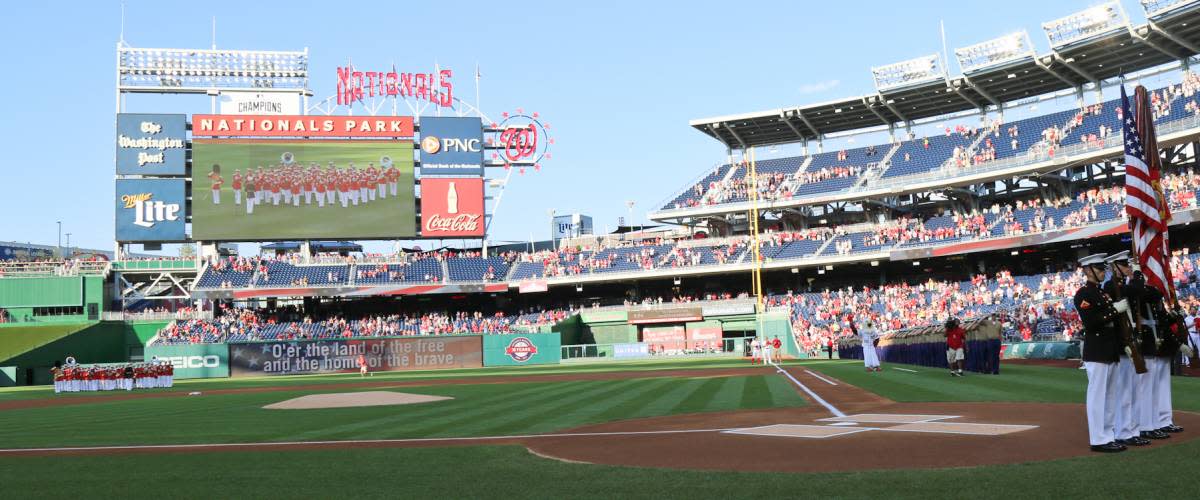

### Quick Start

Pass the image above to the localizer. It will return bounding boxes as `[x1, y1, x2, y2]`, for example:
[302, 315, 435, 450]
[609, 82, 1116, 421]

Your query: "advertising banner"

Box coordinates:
[115, 179, 187, 242]
[228, 336, 482, 377]
[552, 214, 594, 240]
[686, 325, 723, 350]
[192, 114, 414, 138]
[518, 280, 549, 294]
[700, 301, 756, 317]
[191, 139, 415, 240]
[145, 343, 230, 379]
[642, 326, 687, 351]
[115, 113, 187, 175]
[418, 116, 484, 176]
[613, 343, 649, 359]
[218, 91, 301, 115]
[482, 333, 561, 366]
[420, 177, 484, 237]
[628, 308, 703, 325]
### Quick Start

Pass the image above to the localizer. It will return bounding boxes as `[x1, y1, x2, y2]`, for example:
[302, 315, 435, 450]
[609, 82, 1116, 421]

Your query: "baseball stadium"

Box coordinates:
[5, 1, 1200, 498]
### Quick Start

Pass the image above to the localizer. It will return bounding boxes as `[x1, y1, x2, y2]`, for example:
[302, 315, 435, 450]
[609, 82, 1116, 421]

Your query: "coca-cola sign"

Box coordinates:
[426, 213, 481, 233]
[421, 178, 485, 237]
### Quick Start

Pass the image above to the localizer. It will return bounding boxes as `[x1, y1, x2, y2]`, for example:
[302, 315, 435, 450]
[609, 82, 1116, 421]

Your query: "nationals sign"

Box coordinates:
[192, 114, 414, 138]
[421, 177, 484, 237]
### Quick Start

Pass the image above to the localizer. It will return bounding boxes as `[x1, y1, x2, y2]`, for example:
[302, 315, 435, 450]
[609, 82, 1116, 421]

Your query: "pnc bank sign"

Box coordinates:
[419, 116, 484, 177]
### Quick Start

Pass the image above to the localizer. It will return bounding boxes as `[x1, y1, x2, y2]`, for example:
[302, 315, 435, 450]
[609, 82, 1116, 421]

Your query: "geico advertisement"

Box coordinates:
[228, 336, 482, 376]
[145, 344, 230, 379]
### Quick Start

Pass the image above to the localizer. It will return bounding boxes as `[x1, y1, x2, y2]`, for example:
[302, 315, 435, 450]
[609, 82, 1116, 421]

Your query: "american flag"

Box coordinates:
[1121, 85, 1173, 300]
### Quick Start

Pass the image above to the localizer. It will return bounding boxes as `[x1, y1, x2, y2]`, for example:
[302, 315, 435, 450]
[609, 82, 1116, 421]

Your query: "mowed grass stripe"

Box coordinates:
[462, 379, 651, 436]
[763, 372, 807, 407]
[580, 376, 686, 422]
[702, 376, 746, 412]
[626, 378, 710, 419]
[279, 381, 566, 441]
[667, 377, 728, 415]
[738, 374, 769, 409]
[523, 377, 680, 432]
[305, 380, 602, 441]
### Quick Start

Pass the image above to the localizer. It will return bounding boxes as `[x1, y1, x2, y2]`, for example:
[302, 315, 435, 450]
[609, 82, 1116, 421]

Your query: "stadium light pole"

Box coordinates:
[65, 233, 71, 259]
[56, 220, 61, 258]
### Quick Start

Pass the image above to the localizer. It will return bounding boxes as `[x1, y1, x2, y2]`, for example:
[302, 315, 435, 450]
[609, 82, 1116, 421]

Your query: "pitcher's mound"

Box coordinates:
[264, 391, 452, 410]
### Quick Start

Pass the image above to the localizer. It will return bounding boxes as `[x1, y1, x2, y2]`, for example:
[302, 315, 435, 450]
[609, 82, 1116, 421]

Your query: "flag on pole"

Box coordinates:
[1122, 84, 1173, 301]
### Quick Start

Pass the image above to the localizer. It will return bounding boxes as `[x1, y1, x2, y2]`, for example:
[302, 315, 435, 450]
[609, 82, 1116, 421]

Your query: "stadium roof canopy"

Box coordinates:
[691, 1, 1200, 149]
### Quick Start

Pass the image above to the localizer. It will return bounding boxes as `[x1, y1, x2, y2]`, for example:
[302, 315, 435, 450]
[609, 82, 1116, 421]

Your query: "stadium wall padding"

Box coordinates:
[482, 333, 562, 366]
[145, 343, 230, 379]
[0, 277, 82, 308]
[587, 324, 638, 345]
[1002, 341, 1080, 360]
[227, 335, 483, 377]
[2, 322, 139, 385]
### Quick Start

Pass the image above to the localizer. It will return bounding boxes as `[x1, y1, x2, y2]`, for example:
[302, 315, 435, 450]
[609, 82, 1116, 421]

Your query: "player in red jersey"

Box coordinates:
[208, 164, 223, 205]
[232, 169, 243, 205]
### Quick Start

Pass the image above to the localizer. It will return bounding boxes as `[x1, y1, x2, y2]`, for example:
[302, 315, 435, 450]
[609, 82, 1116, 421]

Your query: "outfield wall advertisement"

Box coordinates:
[191, 139, 415, 240]
[115, 113, 188, 176]
[228, 336, 482, 377]
[145, 343, 230, 379]
[115, 179, 187, 242]
[482, 333, 561, 366]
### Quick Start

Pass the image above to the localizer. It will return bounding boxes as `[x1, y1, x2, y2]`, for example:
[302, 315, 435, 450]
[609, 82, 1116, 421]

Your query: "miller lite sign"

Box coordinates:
[115, 179, 186, 241]
[421, 178, 484, 237]
[418, 116, 484, 176]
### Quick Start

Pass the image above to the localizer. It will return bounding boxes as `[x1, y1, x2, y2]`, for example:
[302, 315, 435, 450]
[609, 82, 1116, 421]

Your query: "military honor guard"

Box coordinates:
[1102, 251, 1152, 447]
[1074, 253, 1125, 452]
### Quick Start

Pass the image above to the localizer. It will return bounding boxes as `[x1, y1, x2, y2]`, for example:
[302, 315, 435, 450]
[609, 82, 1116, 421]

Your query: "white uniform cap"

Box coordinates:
[1078, 253, 1107, 267]
[1105, 250, 1131, 265]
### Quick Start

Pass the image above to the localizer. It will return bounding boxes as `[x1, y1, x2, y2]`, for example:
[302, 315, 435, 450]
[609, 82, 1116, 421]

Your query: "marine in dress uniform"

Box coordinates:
[1073, 253, 1126, 453]
[1101, 251, 1152, 447]
[1126, 268, 1189, 438]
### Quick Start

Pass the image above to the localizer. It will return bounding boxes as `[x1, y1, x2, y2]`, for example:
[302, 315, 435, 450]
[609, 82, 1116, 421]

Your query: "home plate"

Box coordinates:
[881, 422, 1038, 435]
[723, 424, 872, 439]
[818, 414, 958, 424]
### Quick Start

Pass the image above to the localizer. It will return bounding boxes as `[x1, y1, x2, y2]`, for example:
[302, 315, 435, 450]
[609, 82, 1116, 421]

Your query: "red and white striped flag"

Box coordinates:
[1121, 85, 1174, 301]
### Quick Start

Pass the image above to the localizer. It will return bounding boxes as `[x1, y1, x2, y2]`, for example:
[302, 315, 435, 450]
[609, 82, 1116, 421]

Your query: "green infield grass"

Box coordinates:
[1, 359, 1198, 498]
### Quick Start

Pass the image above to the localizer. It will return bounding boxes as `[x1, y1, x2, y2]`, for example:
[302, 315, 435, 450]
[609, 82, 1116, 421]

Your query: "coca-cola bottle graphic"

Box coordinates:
[446, 181, 459, 214]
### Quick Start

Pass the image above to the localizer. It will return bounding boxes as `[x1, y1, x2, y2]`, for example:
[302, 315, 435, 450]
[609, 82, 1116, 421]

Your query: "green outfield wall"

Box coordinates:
[482, 333, 562, 366]
[144, 343, 231, 379]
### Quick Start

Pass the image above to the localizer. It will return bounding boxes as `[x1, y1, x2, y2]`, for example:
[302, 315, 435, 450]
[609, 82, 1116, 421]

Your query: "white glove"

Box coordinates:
[1112, 299, 1129, 314]
[1182, 344, 1195, 358]
[1125, 346, 1134, 358]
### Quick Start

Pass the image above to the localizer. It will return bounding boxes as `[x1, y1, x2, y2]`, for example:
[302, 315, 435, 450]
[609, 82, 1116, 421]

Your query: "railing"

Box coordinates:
[102, 310, 214, 322]
[112, 260, 198, 271]
[560, 336, 753, 362]
[579, 297, 758, 313]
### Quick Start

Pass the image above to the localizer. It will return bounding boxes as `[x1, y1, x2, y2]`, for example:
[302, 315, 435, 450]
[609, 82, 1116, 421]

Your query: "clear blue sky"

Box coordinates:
[0, 0, 1160, 254]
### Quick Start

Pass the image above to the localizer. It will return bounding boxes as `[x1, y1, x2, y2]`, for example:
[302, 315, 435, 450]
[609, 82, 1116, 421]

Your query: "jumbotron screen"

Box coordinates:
[190, 139, 415, 240]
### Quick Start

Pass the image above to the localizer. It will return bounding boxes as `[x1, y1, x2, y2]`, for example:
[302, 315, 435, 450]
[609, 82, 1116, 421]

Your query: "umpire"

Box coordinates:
[1074, 253, 1126, 453]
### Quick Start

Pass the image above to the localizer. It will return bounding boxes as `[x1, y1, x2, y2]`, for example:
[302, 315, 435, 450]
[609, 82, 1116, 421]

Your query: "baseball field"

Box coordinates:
[1, 358, 1198, 498]
[190, 139, 416, 241]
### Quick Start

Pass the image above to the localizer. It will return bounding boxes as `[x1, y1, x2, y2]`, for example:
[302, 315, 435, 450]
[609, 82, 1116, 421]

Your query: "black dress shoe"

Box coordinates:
[1091, 442, 1126, 453]
[1119, 436, 1151, 446]
[1160, 424, 1183, 433]
[1141, 430, 1170, 440]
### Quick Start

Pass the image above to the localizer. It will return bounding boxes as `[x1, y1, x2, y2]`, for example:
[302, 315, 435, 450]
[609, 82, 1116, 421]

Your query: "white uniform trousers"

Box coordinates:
[1114, 356, 1150, 439]
[1151, 357, 1174, 428]
[1085, 361, 1119, 445]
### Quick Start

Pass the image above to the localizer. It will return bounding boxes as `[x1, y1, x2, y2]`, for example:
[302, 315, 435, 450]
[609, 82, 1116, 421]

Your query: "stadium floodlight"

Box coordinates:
[871, 54, 946, 93]
[117, 45, 309, 94]
[1141, 0, 1199, 19]
[1041, 1, 1130, 49]
[955, 31, 1036, 74]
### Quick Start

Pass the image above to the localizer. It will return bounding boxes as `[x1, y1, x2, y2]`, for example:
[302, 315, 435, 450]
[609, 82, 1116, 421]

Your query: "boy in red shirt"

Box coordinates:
[945, 318, 966, 377]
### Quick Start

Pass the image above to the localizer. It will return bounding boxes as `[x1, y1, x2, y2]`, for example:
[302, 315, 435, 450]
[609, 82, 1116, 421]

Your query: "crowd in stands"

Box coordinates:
[154, 304, 572, 344]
